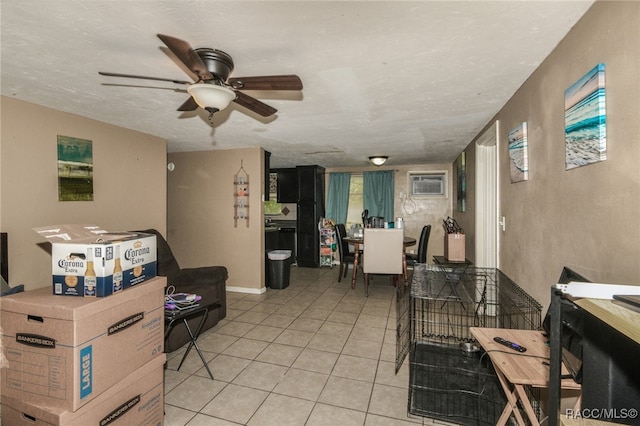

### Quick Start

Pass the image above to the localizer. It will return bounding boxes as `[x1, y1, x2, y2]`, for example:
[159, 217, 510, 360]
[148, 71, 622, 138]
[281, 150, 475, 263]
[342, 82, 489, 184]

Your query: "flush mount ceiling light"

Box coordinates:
[187, 83, 237, 113]
[369, 156, 389, 166]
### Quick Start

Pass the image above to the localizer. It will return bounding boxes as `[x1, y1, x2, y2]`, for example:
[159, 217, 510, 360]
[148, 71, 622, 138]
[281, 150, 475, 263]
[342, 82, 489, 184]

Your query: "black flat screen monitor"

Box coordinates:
[542, 267, 590, 384]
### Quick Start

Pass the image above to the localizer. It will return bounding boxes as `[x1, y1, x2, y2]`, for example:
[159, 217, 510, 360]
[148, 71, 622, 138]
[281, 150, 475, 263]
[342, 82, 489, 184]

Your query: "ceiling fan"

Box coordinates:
[99, 34, 302, 120]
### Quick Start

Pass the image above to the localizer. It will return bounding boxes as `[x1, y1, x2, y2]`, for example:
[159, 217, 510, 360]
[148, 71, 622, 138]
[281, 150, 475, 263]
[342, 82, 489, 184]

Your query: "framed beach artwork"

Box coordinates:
[564, 63, 607, 170]
[57, 135, 94, 201]
[508, 122, 529, 183]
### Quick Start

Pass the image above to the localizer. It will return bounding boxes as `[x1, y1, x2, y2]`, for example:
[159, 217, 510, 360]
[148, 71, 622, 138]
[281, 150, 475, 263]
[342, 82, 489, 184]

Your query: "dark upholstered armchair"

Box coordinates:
[136, 229, 228, 352]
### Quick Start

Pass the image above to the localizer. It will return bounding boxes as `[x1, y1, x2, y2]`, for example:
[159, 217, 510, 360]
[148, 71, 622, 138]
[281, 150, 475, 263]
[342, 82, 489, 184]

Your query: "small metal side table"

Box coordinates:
[432, 256, 474, 305]
[165, 302, 219, 380]
[432, 255, 473, 268]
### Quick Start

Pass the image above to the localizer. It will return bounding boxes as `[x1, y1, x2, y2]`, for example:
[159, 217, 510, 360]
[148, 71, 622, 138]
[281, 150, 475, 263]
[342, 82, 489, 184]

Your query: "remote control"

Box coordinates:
[493, 336, 527, 352]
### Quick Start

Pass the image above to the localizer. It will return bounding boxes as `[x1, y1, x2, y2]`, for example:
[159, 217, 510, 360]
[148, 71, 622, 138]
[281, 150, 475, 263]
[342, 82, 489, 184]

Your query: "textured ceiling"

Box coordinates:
[1, 1, 594, 168]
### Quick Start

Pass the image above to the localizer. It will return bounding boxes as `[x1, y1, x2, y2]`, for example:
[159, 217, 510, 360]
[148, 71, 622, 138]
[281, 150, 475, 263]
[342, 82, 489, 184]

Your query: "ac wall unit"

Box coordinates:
[409, 172, 446, 197]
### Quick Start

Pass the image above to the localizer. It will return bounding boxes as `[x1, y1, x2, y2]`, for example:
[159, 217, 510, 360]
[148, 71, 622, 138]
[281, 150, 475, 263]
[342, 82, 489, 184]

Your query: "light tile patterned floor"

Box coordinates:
[164, 266, 453, 426]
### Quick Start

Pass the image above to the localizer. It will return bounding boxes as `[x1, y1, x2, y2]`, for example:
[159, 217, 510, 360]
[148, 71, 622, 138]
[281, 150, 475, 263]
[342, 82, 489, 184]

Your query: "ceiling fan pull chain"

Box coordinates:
[206, 107, 219, 126]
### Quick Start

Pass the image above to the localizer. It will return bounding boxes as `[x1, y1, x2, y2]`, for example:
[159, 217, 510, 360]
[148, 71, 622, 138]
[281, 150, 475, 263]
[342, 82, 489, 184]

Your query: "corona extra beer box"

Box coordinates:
[33, 225, 157, 297]
[1, 354, 165, 425]
[0, 276, 165, 412]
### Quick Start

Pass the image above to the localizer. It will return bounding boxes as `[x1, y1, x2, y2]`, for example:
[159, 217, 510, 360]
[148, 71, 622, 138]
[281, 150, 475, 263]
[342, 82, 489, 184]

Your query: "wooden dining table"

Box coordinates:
[344, 235, 417, 290]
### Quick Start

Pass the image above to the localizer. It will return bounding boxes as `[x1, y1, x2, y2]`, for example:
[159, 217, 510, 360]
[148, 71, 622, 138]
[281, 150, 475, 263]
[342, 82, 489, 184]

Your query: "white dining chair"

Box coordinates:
[362, 228, 404, 296]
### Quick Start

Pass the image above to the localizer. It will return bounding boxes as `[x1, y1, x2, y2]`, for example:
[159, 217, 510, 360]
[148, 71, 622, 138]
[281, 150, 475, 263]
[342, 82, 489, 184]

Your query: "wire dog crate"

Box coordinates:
[407, 264, 542, 425]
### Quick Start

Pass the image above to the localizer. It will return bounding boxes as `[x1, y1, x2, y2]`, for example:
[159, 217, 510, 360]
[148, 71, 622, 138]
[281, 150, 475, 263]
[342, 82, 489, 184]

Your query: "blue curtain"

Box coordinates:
[326, 172, 351, 224]
[363, 170, 394, 222]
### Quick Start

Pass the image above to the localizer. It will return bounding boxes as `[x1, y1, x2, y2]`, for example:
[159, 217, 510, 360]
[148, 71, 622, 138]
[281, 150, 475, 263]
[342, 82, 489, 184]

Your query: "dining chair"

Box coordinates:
[406, 224, 431, 267]
[335, 223, 356, 282]
[362, 228, 404, 296]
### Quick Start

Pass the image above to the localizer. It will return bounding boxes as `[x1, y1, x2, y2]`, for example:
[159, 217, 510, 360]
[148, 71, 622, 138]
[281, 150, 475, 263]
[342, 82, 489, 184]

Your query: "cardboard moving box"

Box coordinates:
[1, 354, 165, 426]
[0, 277, 165, 412]
[33, 225, 157, 297]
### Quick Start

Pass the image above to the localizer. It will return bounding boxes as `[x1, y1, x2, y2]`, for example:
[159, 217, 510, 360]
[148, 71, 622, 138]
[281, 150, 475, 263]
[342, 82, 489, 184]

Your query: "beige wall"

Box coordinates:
[460, 1, 640, 307]
[167, 147, 265, 292]
[326, 164, 453, 263]
[0, 97, 167, 290]
[165, 158, 453, 293]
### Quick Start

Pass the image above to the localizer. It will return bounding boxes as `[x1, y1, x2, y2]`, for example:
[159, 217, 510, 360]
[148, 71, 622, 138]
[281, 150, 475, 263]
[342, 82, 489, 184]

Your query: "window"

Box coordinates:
[408, 171, 447, 197]
[346, 175, 363, 228]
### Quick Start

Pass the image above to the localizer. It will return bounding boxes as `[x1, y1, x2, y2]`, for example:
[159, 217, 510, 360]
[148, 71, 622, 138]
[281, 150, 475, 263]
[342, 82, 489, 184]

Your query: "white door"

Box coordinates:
[475, 121, 499, 269]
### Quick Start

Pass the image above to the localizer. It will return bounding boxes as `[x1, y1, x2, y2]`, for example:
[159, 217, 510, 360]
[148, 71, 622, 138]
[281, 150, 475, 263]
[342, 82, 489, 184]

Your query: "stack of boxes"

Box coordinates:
[0, 226, 165, 425]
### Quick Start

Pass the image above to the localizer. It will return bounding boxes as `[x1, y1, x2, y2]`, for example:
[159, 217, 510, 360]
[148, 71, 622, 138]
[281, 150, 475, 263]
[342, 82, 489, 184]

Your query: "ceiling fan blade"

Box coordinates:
[234, 91, 277, 117]
[157, 34, 213, 81]
[177, 96, 199, 112]
[99, 71, 192, 85]
[228, 75, 303, 91]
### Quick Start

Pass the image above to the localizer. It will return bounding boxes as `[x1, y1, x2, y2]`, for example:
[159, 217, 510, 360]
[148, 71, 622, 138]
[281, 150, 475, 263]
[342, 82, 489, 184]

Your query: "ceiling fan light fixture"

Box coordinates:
[369, 156, 389, 166]
[187, 83, 236, 111]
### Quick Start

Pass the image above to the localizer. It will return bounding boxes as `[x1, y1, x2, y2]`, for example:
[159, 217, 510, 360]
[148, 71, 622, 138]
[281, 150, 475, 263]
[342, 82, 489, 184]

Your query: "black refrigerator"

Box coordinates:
[296, 165, 325, 268]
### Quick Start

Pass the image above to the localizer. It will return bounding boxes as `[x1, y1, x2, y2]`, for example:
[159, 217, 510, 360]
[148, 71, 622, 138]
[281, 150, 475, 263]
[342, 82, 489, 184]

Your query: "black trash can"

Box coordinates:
[268, 250, 292, 289]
